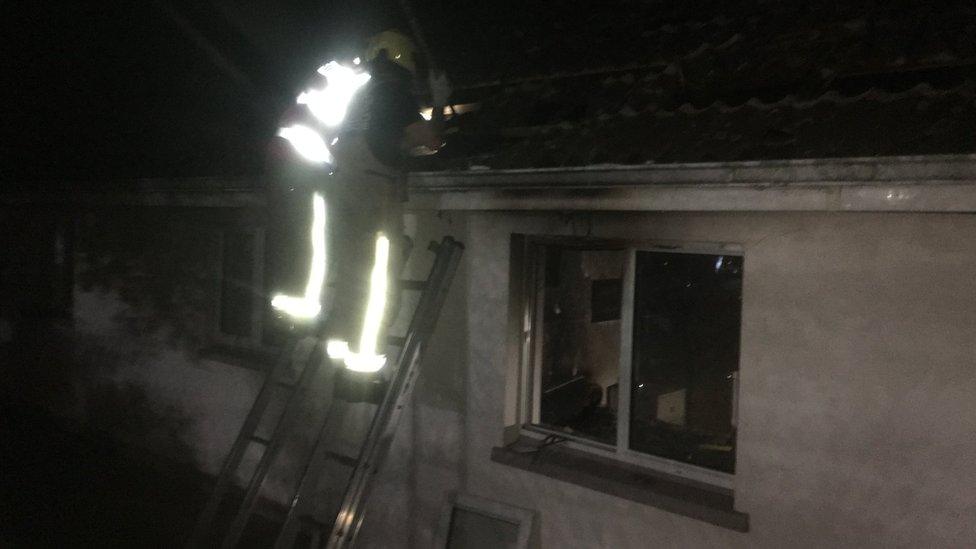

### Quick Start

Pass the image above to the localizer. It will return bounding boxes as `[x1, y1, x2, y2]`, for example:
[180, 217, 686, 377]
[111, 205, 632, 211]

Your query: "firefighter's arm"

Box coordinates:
[403, 71, 451, 154]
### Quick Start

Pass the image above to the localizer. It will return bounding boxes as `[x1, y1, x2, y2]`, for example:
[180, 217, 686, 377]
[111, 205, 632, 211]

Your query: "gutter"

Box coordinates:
[405, 154, 976, 212]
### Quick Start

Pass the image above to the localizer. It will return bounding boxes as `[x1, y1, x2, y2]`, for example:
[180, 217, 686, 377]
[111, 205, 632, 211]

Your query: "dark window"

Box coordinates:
[220, 231, 256, 338]
[591, 278, 622, 323]
[629, 252, 742, 474]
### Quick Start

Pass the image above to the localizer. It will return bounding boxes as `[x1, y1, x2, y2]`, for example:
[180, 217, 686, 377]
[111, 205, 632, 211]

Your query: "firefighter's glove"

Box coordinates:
[429, 71, 452, 108]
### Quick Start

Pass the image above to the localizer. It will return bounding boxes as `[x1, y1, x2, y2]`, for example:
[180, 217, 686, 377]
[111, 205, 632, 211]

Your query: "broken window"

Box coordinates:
[521, 238, 742, 476]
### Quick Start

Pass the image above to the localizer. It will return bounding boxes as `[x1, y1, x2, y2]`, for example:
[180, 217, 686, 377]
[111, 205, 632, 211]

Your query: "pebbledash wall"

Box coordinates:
[359, 155, 976, 548]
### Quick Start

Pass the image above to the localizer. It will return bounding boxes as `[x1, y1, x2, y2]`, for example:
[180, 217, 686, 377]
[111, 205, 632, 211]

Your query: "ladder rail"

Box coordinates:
[273, 390, 342, 549]
[186, 337, 310, 548]
[325, 237, 464, 548]
[219, 339, 325, 548]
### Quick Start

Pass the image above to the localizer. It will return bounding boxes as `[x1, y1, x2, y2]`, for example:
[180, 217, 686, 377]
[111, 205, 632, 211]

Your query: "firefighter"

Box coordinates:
[323, 29, 450, 367]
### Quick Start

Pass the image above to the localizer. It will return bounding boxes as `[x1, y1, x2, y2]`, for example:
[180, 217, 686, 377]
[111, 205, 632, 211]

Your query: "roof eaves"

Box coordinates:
[408, 154, 976, 190]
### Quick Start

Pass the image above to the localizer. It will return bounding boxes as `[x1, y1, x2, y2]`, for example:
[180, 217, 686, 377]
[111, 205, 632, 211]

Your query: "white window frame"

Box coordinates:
[516, 236, 743, 490]
[433, 492, 537, 548]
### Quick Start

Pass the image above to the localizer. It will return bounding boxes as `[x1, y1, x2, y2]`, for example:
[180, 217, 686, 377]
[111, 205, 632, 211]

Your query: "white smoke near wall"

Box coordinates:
[72, 289, 263, 475]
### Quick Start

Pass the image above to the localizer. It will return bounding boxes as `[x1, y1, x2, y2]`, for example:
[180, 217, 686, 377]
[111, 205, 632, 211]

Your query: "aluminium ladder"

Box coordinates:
[188, 236, 464, 548]
[186, 334, 323, 548]
[278, 236, 463, 549]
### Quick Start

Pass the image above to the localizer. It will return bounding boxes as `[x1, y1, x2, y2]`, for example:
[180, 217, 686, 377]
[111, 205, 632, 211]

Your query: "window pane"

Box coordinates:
[537, 245, 624, 445]
[591, 278, 623, 323]
[629, 251, 742, 473]
[220, 232, 255, 338]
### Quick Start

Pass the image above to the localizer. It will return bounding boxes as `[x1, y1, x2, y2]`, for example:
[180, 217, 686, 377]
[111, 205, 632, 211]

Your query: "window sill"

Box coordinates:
[197, 343, 280, 372]
[491, 437, 749, 532]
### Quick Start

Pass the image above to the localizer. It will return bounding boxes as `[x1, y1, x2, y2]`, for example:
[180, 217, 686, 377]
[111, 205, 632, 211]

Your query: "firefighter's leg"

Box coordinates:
[327, 204, 394, 402]
[266, 179, 327, 341]
[325, 203, 375, 346]
[331, 177, 403, 339]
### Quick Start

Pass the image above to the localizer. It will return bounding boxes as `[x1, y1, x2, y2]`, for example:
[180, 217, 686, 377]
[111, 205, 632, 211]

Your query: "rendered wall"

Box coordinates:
[374, 209, 976, 548]
[8, 201, 975, 546]
[0, 206, 285, 495]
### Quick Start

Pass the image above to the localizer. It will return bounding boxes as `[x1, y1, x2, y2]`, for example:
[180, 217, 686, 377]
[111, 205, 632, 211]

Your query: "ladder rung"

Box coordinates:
[385, 335, 406, 347]
[324, 450, 359, 468]
[249, 435, 271, 445]
[398, 279, 427, 291]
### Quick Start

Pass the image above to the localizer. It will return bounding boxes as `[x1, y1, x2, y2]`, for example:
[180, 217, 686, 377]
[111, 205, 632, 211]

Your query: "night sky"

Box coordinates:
[0, 0, 540, 182]
[0, 1, 406, 182]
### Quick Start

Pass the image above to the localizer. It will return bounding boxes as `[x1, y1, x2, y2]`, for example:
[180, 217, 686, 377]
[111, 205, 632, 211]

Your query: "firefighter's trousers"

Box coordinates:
[323, 134, 404, 348]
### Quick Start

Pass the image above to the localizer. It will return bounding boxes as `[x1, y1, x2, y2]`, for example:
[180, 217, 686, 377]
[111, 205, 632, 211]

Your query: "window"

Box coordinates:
[516, 237, 743, 482]
[216, 229, 266, 344]
[434, 493, 537, 549]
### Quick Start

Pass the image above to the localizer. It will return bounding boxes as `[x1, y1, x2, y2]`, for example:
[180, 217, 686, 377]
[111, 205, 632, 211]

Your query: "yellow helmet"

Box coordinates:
[364, 30, 418, 74]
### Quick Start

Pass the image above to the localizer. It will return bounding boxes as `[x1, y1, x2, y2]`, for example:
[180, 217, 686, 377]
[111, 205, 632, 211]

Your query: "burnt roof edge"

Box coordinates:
[408, 154, 976, 189]
[406, 154, 976, 213]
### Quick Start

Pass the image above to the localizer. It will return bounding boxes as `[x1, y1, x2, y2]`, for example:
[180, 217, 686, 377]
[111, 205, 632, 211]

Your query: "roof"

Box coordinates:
[411, 0, 976, 170]
[411, 74, 976, 170]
